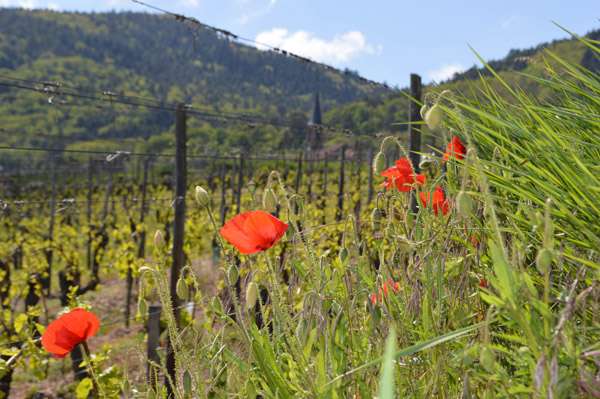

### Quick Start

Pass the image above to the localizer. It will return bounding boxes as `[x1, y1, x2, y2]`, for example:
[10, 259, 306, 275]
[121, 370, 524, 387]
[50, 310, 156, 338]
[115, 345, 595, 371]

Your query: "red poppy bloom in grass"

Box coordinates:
[420, 186, 452, 216]
[41, 308, 100, 359]
[380, 158, 426, 192]
[371, 281, 400, 305]
[443, 136, 466, 163]
[220, 210, 289, 255]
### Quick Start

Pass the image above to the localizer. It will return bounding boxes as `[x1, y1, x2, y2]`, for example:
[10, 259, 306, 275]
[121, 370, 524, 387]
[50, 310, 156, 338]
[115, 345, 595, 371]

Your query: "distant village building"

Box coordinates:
[305, 92, 323, 155]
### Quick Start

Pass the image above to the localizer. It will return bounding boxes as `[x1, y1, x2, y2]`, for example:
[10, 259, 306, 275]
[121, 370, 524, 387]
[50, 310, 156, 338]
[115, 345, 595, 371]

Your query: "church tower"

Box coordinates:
[306, 92, 323, 155]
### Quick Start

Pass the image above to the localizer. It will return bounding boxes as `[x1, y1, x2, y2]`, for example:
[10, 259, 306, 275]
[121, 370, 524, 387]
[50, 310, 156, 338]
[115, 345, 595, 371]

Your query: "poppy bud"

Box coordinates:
[212, 296, 224, 315]
[176, 277, 189, 301]
[420, 103, 429, 120]
[263, 188, 277, 213]
[396, 236, 411, 253]
[245, 282, 258, 310]
[480, 347, 496, 373]
[339, 247, 349, 264]
[228, 264, 239, 285]
[183, 371, 192, 396]
[373, 151, 386, 175]
[195, 186, 210, 207]
[371, 208, 382, 230]
[138, 297, 147, 316]
[405, 212, 414, 228]
[419, 157, 434, 169]
[154, 230, 164, 249]
[247, 180, 256, 196]
[536, 248, 552, 275]
[425, 104, 443, 131]
[296, 318, 308, 345]
[456, 191, 472, 217]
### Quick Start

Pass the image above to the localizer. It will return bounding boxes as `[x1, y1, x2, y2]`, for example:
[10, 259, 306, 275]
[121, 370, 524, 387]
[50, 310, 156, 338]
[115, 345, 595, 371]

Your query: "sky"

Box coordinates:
[1, 0, 599, 88]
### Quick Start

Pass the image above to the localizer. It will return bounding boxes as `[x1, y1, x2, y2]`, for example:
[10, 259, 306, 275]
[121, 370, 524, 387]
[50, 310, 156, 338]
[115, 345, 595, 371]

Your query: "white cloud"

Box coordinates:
[255, 28, 381, 65]
[428, 63, 463, 83]
[180, 0, 198, 6]
[238, 0, 277, 24]
[46, 2, 59, 10]
[502, 15, 518, 29]
[17, 0, 35, 8]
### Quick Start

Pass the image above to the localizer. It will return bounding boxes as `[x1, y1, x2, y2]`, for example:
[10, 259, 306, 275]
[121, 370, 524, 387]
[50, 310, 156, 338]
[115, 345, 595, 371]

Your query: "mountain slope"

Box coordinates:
[0, 9, 383, 160]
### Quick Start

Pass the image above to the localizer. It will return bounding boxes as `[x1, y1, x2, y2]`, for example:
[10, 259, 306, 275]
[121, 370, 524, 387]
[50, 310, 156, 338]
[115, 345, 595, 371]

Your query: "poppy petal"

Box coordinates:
[220, 211, 288, 255]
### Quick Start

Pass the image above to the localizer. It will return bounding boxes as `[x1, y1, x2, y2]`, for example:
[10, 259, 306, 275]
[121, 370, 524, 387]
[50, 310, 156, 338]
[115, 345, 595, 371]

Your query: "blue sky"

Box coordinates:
[1, 0, 599, 88]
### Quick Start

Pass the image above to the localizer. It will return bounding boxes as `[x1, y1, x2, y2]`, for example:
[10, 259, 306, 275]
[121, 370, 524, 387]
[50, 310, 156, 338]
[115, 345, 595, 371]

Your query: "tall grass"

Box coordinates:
[122, 33, 600, 398]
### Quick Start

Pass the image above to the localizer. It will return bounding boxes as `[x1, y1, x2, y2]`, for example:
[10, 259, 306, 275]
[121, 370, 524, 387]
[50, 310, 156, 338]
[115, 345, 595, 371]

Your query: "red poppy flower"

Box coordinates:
[380, 158, 426, 192]
[471, 236, 480, 248]
[443, 136, 466, 163]
[420, 186, 452, 216]
[478, 277, 488, 288]
[220, 210, 289, 255]
[41, 308, 100, 359]
[371, 280, 400, 305]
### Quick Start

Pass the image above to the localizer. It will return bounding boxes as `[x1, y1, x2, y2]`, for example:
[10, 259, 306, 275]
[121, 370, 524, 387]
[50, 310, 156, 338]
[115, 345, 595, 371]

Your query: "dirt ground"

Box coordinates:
[9, 256, 216, 399]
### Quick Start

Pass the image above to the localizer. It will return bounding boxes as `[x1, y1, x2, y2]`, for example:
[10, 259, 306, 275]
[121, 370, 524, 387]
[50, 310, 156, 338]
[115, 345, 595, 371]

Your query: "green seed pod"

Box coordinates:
[228, 264, 239, 285]
[138, 297, 147, 316]
[405, 212, 414, 228]
[480, 347, 496, 373]
[154, 230, 164, 249]
[245, 282, 259, 310]
[371, 207, 382, 230]
[176, 277, 189, 302]
[425, 104, 443, 131]
[536, 248, 552, 275]
[296, 318, 308, 345]
[456, 191, 473, 217]
[373, 151, 386, 175]
[339, 247, 349, 264]
[247, 180, 256, 196]
[195, 185, 210, 207]
[212, 296, 224, 315]
[183, 370, 192, 396]
[420, 103, 429, 120]
[263, 188, 277, 213]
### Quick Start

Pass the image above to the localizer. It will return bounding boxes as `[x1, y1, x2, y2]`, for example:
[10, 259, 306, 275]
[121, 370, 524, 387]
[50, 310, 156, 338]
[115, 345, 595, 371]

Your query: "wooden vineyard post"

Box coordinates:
[219, 162, 227, 225]
[295, 151, 303, 194]
[408, 73, 423, 213]
[166, 103, 187, 397]
[368, 147, 374, 205]
[86, 157, 93, 270]
[147, 305, 162, 390]
[43, 160, 57, 295]
[236, 152, 244, 213]
[336, 146, 345, 222]
[126, 158, 149, 327]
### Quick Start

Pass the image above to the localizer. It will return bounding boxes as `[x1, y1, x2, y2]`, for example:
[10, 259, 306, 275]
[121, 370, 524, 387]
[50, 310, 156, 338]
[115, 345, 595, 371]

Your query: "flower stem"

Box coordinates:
[80, 341, 104, 398]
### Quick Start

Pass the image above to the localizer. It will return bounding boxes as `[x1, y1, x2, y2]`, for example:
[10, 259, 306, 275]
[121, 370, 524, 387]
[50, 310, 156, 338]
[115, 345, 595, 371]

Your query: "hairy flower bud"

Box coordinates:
[247, 180, 256, 196]
[176, 277, 189, 301]
[480, 347, 496, 373]
[420, 103, 429, 120]
[154, 230, 164, 249]
[456, 191, 473, 217]
[339, 247, 349, 264]
[138, 297, 147, 316]
[228, 264, 239, 285]
[195, 186, 210, 207]
[536, 248, 552, 275]
[425, 104, 443, 131]
[373, 151, 386, 175]
[263, 188, 277, 213]
[371, 208, 382, 230]
[245, 282, 258, 310]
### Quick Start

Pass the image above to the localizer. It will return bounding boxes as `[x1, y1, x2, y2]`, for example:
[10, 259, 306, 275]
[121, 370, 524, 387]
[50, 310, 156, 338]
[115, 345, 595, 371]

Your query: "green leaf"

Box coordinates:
[76, 378, 94, 399]
[379, 329, 397, 399]
[290, 259, 307, 278]
[14, 313, 28, 334]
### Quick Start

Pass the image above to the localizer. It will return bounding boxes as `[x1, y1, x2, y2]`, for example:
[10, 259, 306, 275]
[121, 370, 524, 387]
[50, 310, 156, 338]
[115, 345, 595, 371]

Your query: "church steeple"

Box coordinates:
[308, 92, 322, 126]
[306, 92, 324, 154]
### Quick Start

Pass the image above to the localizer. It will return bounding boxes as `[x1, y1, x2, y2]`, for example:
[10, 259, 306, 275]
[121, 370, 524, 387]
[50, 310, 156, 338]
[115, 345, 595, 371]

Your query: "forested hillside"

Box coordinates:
[0, 8, 383, 165]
